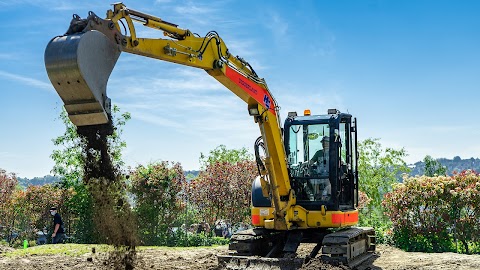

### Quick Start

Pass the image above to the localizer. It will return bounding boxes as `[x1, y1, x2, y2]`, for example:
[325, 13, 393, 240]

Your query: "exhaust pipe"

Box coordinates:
[45, 30, 121, 127]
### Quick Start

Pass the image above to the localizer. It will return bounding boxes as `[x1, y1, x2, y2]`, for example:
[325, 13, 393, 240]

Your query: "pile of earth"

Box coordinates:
[1, 244, 480, 270]
[0, 245, 13, 255]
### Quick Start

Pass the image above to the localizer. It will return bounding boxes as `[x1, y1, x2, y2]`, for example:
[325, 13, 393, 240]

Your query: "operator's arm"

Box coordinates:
[309, 151, 317, 165]
[52, 223, 60, 237]
[309, 150, 322, 165]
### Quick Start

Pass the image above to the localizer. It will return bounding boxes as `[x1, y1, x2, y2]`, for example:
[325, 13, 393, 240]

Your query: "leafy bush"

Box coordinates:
[0, 180, 73, 247]
[383, 170, 480, 253]
[0, 169, 18, 244]
[163, 229, 229, 247]
[188, 161, 256, 225]
[130, 161, 186, 246]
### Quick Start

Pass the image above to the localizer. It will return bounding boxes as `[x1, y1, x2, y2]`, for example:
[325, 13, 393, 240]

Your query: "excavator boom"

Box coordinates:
[45, 3, 292, 230]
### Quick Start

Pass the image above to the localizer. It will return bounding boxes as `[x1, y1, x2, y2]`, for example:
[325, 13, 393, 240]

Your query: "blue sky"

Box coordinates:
[0, 0, 479, 178]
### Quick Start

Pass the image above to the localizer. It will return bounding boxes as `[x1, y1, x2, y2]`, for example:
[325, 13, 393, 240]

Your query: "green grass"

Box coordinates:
[137, 244, 227, 250]
[1, 243, 227, 258]
[2, 244, 112, 258]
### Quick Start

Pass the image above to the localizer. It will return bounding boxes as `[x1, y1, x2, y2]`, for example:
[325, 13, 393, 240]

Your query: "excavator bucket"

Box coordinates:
[45, 30, 121, 127]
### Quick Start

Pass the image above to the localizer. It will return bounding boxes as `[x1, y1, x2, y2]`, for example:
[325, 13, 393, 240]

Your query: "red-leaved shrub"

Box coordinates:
[383, 170, 480, 253]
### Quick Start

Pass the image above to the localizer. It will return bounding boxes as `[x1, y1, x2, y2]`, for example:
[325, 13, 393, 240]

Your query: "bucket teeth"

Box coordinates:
[45, 30, 121, 126]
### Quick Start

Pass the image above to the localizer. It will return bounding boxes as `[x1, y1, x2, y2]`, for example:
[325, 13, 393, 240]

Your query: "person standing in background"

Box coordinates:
[49, 207, 65, 244]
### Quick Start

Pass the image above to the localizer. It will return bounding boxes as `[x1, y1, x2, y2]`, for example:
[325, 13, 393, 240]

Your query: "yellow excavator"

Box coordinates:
[44, 3, 375, 268]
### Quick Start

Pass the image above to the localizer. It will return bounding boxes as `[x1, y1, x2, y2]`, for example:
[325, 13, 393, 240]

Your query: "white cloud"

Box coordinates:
[0, 53, 17, 60]
[269, 13, 289, 37]
[0, 70, 54, 93]
[169, 2, 221, 27]
[109, 63, 261, 152]
[225, 39, 267, 70]
[263, 12, 289, 48]
[130, 111, 184, 129]
[0, 0, 104, 11]
[111, 67, 225, 100]
[0, 152, 12, 158]
[275, 81, 346, 118]
[119, 91, 244, 130]
[173, 4, 215, 16]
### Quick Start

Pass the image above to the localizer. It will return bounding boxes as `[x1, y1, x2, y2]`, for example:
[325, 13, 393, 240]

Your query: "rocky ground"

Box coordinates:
[1, 244, 480, 270]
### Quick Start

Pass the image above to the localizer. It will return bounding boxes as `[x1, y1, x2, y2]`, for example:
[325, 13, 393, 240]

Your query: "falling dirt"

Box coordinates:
[77, 123, 139, 270]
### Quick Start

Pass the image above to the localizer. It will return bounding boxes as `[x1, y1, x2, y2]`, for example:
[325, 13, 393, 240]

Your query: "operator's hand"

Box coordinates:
[52, 233, 56, 238]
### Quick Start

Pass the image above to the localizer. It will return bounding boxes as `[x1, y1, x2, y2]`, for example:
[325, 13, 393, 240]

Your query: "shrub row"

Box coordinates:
[383, 170, 480, 253]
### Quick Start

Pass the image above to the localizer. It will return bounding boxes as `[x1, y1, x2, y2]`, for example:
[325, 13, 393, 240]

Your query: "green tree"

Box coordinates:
[51, 106, 130, 181]
[357, 138, 410, 240]
[130, 161, 186, 245]
[50, 106, 130, 243]
[199, 144, 253, 168]
[423, 155, 447, 176]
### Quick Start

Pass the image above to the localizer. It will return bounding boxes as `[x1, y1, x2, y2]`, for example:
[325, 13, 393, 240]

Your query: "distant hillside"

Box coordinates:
[16, 171, 200, 188]
[18, 157, 478, 188]
[17, 175, 61, 188]
[409, 156, 480, 176]
[184, 170, 199, 181]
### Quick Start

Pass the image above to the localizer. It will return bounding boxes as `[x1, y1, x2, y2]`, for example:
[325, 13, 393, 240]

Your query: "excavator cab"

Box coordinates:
[284, 109, 359, 213]
[245, 109, 374, 267]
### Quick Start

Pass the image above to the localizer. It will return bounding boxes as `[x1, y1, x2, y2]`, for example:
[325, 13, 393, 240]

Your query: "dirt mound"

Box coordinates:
[1, 245, 480, 270]
[0, 245, 13, 255]
[299, 258, 348, 270]
[358, 244, 480, 270]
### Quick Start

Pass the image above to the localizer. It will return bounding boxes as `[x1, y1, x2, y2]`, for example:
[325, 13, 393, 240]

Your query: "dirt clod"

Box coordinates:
[299, 258, 349, 270]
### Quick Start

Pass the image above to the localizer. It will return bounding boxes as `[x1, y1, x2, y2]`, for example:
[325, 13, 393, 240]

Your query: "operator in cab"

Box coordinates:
[310, 136, 329, 169]
[309, 136, 331, 201]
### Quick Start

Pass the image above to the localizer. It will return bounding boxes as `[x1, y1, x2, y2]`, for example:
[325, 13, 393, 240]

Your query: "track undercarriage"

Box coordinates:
[218, 227, 376, 269]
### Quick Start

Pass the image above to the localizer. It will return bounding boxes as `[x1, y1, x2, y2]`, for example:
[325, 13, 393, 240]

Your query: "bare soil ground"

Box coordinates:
[1, 244, 480, 270]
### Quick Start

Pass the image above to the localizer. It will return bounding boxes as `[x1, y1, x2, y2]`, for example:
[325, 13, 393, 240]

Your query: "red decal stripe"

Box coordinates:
[332, 212, 358, 224]
[331, 213, 344, 224]
[345, 212, 358, 223]
[252, 214, 260, 225]
[225, 66, 276, 115]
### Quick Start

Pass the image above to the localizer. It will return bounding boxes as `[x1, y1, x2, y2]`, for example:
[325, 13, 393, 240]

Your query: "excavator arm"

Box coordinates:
[45, 3, 294, 230]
